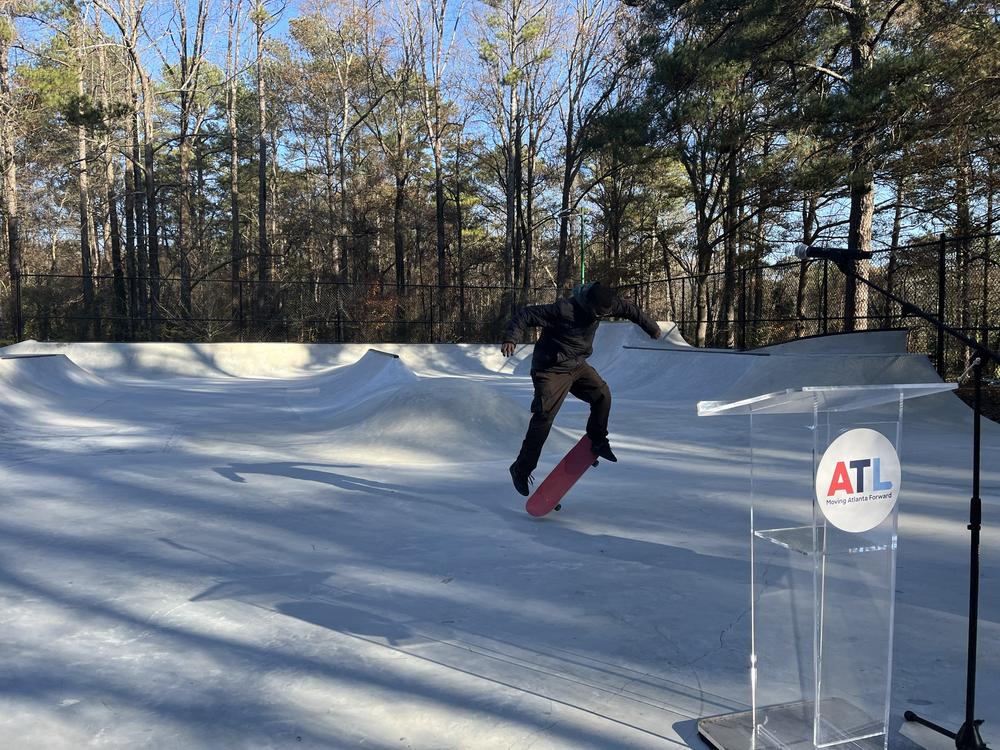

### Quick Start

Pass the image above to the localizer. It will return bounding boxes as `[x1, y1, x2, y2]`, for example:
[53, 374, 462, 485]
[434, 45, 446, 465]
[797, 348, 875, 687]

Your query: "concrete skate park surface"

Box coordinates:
[0, 326, 995, 748]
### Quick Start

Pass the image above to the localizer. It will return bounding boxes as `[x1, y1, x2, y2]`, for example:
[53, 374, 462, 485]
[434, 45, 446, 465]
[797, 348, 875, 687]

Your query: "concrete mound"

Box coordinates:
[335, 377, 535, 461]
[285, 349, 418, 412]
[0, 353, 107, 404]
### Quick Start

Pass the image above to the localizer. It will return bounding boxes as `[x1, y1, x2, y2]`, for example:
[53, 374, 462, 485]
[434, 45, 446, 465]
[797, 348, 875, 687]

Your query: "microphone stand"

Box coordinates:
[826, 258, 995, 750]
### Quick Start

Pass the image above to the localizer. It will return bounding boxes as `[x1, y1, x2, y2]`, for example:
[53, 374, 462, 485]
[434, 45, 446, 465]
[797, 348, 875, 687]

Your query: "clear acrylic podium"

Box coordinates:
[695, 383, 955, 750]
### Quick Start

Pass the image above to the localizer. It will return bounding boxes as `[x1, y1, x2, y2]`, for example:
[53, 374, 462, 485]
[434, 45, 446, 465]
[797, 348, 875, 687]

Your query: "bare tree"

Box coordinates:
[165, 0, 210, 321]
[554, 0, 626, 290]
[251, 1, 271, 322]
[369, 4, 423, 299]
[516, 0, 559, 295]
[0, 8, 23, 340]
[94, 0, 162, 336]
[93, 7, 128, 338]
[72, 3, 96, 338]
[404, 0, 461, 325]
[226, 0, 245, 324]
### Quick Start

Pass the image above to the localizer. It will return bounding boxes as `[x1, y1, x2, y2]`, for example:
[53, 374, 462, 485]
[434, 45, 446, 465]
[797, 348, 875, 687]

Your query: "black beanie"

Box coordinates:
[587, 282, 616, 312]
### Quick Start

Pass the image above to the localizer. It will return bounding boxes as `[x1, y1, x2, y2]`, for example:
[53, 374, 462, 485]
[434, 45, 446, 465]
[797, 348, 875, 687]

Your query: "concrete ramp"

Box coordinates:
[0, 353, 108, 403]
[328, 377, 546, 462]
[756, 329, 910, 355]
[285, 349, 418, 410]
[275, 348, 539, 461]
[0, 340, 528, 379]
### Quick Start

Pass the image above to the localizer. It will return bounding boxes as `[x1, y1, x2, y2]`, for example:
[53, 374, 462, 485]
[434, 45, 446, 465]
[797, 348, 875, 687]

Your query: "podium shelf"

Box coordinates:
[697, 383, 956, 416]
[754, 526, 894, 555]
[754, 525, 817, 554]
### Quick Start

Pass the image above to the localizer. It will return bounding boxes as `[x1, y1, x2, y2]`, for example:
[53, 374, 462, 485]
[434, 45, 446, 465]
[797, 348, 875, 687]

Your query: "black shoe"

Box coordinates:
[591, 439, 617, 462]
[509, 463, 534, 496]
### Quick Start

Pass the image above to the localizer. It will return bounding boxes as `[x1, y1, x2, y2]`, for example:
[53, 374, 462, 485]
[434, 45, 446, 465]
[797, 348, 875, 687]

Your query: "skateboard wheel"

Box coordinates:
[554, 504, 561, 511]
[592, 460, 599, 467]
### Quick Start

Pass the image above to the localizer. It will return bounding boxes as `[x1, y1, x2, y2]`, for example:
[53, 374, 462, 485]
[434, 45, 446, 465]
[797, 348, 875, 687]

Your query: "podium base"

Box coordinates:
[698, 698, 886, 750]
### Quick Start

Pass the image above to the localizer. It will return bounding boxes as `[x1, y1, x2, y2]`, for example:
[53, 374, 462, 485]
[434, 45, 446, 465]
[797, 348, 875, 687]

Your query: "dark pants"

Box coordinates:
[514, 363, 611, 474]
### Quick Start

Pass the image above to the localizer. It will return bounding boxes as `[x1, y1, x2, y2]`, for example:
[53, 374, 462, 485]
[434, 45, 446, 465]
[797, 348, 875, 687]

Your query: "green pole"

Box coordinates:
[580, 211, 586, 284]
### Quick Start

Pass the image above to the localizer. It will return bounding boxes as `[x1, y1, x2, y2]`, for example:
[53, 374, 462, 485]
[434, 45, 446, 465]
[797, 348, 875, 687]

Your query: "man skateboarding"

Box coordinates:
[501, 281, 662, 496]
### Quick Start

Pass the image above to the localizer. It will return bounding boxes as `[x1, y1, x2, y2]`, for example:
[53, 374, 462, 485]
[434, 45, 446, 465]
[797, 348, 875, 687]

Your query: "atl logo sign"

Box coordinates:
[815, 429, 901, 533]
[826, 457, 894, 497]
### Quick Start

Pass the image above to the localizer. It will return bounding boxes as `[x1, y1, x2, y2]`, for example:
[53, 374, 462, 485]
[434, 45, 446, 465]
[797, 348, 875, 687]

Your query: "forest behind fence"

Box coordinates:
[5, 233, 996, 380]
[1, 2, 997, 383]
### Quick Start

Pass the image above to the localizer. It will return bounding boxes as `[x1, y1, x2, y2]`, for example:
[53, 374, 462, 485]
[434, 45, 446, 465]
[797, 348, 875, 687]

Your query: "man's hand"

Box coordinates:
[651, 325, 662, 340]
[501, 341, 516, 357]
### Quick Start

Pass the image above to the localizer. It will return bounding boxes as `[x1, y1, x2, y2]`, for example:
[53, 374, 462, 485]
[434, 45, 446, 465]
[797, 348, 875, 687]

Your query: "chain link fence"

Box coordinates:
[3, 234, 997, 379]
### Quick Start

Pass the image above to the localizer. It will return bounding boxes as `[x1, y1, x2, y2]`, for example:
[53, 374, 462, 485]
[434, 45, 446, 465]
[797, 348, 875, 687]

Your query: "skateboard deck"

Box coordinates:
[525, 435, 599, 517]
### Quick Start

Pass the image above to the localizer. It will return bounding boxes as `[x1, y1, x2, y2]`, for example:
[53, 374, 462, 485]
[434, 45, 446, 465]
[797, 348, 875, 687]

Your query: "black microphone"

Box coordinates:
[794, 243, 873, 262]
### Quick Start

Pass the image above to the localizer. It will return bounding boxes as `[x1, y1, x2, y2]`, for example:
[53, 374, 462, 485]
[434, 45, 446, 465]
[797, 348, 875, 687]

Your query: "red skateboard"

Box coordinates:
[525, 435, 599, 517]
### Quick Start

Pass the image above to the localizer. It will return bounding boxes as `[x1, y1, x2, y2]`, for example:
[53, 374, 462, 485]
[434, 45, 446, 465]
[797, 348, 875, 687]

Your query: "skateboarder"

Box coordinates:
[501, 281, 662, 496]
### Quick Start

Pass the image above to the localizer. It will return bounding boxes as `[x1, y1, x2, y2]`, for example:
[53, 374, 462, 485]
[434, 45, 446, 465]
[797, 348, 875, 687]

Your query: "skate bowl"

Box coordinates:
[0, 326, 995, 749]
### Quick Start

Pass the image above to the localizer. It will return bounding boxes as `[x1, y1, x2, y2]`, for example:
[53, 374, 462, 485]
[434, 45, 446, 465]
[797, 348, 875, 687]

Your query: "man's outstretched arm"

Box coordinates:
[611, 297, 661, 339]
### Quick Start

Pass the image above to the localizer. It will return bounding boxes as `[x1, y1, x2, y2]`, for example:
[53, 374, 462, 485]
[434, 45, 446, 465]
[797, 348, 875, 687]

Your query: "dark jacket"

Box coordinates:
[503, 283, 660, 373]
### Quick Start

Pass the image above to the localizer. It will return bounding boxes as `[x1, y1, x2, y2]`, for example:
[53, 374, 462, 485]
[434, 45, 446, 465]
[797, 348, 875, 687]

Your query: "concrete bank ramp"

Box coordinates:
[0, 340, 529, 378]
[332, 377, 543, 461]
[277, 349, 539, 461]
[284, 349, 418, 411]
[600, 328, 967, 422]
[0, 353, 108, 405]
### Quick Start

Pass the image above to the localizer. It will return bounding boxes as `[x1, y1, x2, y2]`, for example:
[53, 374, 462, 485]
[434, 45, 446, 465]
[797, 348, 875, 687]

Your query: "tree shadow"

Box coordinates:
[276, 600, 421, 647]
[213, 462, 403, 497]
[211, 461, 474, 513]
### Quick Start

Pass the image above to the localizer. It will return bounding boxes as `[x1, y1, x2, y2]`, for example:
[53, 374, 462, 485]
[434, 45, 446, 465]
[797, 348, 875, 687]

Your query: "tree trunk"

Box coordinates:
[338, 133, 349, 282]
[130, 87, 147, 334]
[139, 70, 160, 338]
[454, 138, 465, 339]
[657, 230, 676, 320]
[693, 190, 713, 346]
[0, 21, 22, 340]
[954, 133, 972, 354]
[503, 86, 518, 300]
[178, 90, 193, 321]
[720, 148, 739, 347]
[521, 139, 534, 296]
[886, 171, 905, 325]
[227, 0, 242, 328]
[104, 142, 126, 339]
[694, 240, 712, 347]
[433, 148, 446, 331]
[844, 0, 875, 332]
[983, 162, 993, 351]
[394, 172, 406, 296]
[123, 124, 137, 339]
[76, 53, 96, 340]
[796, 195, 819, 338]
[255, 11, 270, 325]
[557, 114, 574, 292]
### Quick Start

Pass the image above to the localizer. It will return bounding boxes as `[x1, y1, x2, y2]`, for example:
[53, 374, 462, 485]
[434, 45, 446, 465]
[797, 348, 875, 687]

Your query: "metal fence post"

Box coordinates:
[937, 233, 947, 375]
[822, 260, 829, 335]
[739, 267, 747, 349]
[12, 268, 22, 341]
[680, 280, 686, 341]
[238, 279, 245, 343]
